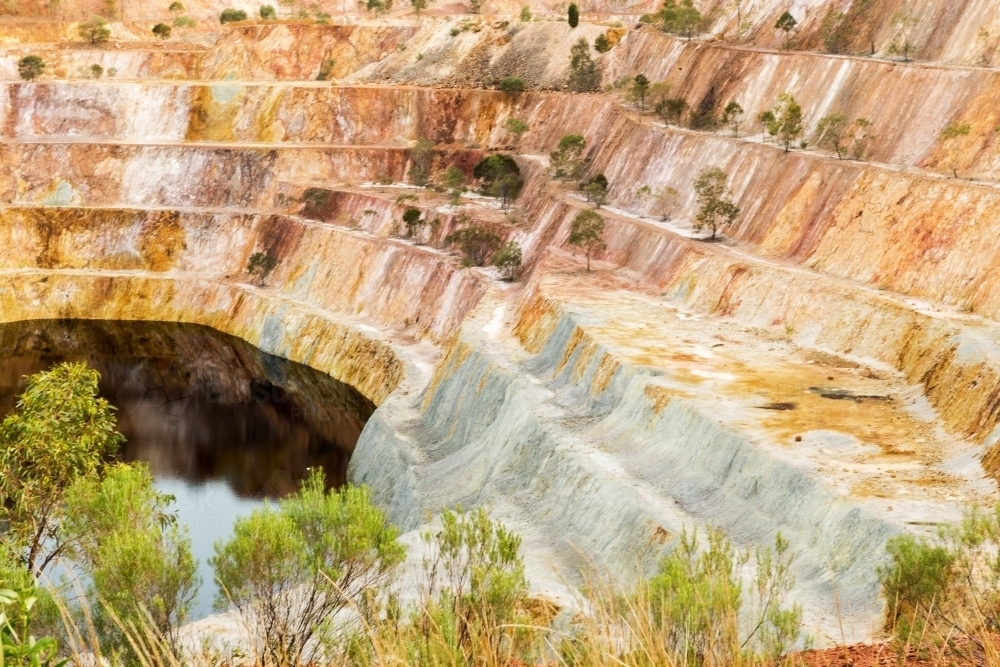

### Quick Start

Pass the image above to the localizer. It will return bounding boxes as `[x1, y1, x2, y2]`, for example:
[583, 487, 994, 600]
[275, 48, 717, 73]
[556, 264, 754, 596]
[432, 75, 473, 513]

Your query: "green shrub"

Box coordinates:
[246, 251, 278, 284]
[519, 5, 530, 21]
[567, 2, 578, 27]
[0, 362, 123, 576]
[878, 534, 956, 644]
[79, 16, 111, 44]
[151, 22, 171, 38]
[566, 38, 598, 92]
[219, 8, 248, 23]
[259, 3, 277, 18]
[473, 153, 522, 209]
[63, 463, 199, 654]
[549, 134, 587, 180]
[498, 75, 525, 94]
[492, 241, 522, 280]
[445, 223, 503, 266]
[594, 33, 611, 53]
[316, 57, 335, 80]
[172, 14, 195, 27]
[211, 470, 404, 667]
[17, 56, 44, 81]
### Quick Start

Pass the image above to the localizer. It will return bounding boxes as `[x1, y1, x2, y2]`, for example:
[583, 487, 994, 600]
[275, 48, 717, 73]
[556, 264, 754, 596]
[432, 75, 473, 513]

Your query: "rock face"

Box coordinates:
[3, 2, 1000, 646]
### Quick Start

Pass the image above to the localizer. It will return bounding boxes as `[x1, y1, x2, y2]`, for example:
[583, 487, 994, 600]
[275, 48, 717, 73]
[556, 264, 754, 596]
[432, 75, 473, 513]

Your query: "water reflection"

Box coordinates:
[0, 319, 376, 495]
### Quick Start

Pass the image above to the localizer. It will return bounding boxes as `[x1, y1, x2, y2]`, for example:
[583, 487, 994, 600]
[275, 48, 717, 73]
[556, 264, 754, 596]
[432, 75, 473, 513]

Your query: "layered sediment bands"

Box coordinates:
[0, 207, 487, 341]
[0, 144, 410, 207]
[0, 49, 203, 81]
[607, 33, 1000, 180]
[0, 271, 404, 404]
[201, 23, 421, 81]
[351, 283, 899, 636]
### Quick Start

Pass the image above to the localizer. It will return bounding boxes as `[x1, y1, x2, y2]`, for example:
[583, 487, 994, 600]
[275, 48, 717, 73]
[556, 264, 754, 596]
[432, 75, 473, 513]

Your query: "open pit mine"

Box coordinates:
[4, 0, 1000, 661]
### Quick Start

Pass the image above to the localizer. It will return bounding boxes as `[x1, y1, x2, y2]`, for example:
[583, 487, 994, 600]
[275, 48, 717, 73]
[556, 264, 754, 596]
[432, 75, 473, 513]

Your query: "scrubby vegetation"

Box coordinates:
[17, 55, 44, 81]
[16, 363, 1000, 667]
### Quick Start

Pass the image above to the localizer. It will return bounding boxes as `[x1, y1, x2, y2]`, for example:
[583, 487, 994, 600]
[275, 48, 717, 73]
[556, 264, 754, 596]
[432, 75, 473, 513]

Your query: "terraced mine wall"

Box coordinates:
[6, 9, 1000, 644]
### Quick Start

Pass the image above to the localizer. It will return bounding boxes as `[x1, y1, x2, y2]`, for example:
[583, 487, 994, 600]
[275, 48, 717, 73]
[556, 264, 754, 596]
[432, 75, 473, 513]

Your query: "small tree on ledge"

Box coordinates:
[568, 209, 606, 271]
[247, 251, 278, 285]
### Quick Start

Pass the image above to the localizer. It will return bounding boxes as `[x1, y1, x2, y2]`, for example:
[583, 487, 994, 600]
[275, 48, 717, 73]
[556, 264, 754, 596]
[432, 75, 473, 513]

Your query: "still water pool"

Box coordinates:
[0, 319, 376, 618]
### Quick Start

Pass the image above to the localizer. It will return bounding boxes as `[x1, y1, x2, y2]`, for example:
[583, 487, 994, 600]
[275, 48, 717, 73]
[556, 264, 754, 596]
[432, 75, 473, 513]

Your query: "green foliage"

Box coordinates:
[649, 529, 742, 664]
[567, 2, 578, 28]
[79, 16, 111, 44]
[411, 0, 426, 16]
[549, 134, 587, 180]
[172, 15, 195, 27]
[219, 8, 248, 23]
[408, 137, 436, 187]
[774, 11, 797, 49]
[473, 153, 522, 209]
[630, 73, 650, 110]
[151, 22, 171, 38]
[519, 5, 530, 21]
[658, 0, 701, 39]
[302, 186, 331, 212]
[247, 251, 278, 284]
[878, 534, 955, 645]
[492, 241, 522, 280]
[442, 166, 466, 190]
[0, 363, 123, 576]
[655, 96, 687, 124]
[89, 63, 103, 78]
[167, 0, 184, 11]
[445, 223, 503, 266]
[693, 166, 739, 240]
[316, 57, 336, 80]
[820, 9, 847, 53]
[814, 113, 873, 160]
[212, 469, 404, 667]
[366, 0, 392, 14]
[567, 209, 605, 271]
[259, 4, 277, 18]
[415, 507, 529, 663]
[402, 207, 426, 241]
[17, 56, 44, 81]
[767, 92, 803, 151]
[467, 0, 480, 13]
[721, 101, 743, 137]
[503, 117, 529, 152]
[594, 33, 611, 53]
[498, 76, 525, 95]
[63, 463, 199, 653]
[566, 38, 599, 93]
[581, 173, 608, 207]
[0, 587, 66, 667]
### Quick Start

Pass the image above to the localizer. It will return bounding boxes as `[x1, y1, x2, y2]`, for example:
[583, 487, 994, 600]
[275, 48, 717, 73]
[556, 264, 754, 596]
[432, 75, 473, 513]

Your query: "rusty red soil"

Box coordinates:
[795, 637, 993, 667]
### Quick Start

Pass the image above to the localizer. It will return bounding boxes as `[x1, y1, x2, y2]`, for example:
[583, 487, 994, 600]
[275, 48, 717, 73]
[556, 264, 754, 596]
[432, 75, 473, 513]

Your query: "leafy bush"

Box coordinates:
[17, 56, 44, 81]
[594, 33, 611, 53]
[473, 153, 522, 209]
[0, 362, 123, 576]
[655, 96, 687, 124]
[79, 16, 111, 44]
[63, 463, 199, 654]
[492, 241, 522, 280]
[878, 534, 956, 645]
[151, 22, 171, 38]
[567, 38, 599, 92]
[316, 57, 336, 80]
[402, 207, 426, 241]
[219, 8, 248, 23]
[302, 187, 331, 214]
[212, 469, 404, 667]
[259, 3, 276, 18]
[519, 5, 530, 21]
[567, 2, 579, 27]
[172, 15, 195, 27]
[658, 0, 701, 39]
[693, 166, 739, 240]
[498, 76, 525, 95]
[445, 223, 503, 266]
[549, 134, 587, 180]
[247, 251, 278, 284]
